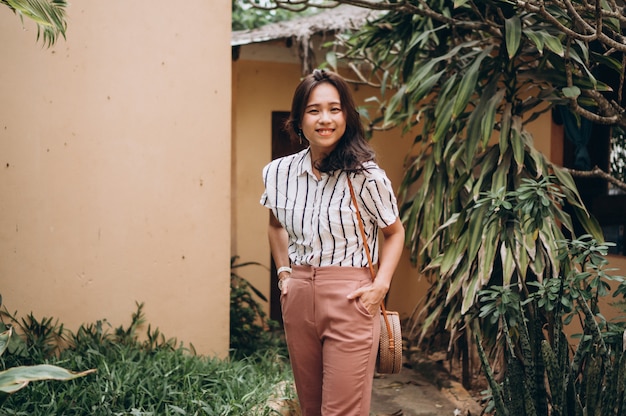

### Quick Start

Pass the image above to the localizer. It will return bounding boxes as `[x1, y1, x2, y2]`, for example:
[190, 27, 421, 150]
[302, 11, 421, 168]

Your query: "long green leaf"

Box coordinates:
[0, 329, 9, 357]
[510, 116, 525, 172]
[452, 48, 491, 119]
[466, 77, 498, 161]
[501, 243, 515, 287]
[384, 85, 407, 126]
[420, 213, 462, 252]
[514, 227, 530, 281]
[481, 89, 506, 148]
[499, 103, 512, 156]
[406, 40, 475, 94]
[432, 99, 455, 143]
[543, 32, 564, 57]
[524, 28, 545, 53]
[478, 223, 500, 286]
[418, 302, 444, 343]
[551, 165, 586, 209]
[441, 232, 469, 277]
[472, 146, 499, 199]
[409, 70, 446, 102]
[505, 16, 522, 58]
[491, 148, 512, 193]
[466, 204, 488, 267]
[462, 270, 481, 314]
[446, 258, 471, 305]
[0, 365, 96, 394]
[572, 206, 604, 241]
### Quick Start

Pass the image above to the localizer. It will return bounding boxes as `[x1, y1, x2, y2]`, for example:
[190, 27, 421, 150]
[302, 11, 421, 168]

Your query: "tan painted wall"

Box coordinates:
[0, 1, 231, 356]
[232, 60, 304, 294]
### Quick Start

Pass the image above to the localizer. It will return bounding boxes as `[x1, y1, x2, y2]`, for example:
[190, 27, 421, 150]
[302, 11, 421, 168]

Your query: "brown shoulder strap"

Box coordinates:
[347, 174, 395, 350]
[347, 175, 376, 281]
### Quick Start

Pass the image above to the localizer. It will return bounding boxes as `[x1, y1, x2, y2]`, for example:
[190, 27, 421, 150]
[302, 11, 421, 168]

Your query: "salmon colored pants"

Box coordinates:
[281, 265, 380, 416]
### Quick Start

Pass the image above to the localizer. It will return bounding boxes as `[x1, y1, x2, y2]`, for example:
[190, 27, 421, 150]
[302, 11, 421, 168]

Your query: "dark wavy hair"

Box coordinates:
[285, 69, 375, 173]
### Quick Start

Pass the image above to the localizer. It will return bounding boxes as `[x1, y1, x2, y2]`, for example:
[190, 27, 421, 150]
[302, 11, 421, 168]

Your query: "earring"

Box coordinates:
[298, 130, 303, 145]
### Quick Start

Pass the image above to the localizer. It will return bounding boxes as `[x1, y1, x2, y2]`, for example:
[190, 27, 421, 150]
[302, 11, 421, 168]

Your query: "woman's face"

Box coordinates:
[301, 82, 346, 159]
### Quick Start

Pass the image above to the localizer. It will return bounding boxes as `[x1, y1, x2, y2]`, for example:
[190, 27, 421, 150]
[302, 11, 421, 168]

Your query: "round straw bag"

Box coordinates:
[377, 310, 402, 374]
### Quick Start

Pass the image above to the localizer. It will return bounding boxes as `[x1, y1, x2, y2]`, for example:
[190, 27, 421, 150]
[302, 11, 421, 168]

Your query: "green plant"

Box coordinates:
[232, 0, 315, 31]
[230, 255, 284, 359]
[0, 297, 95, 408]
[0, 308, 66, 366]
[471, 181, 626, 415]
[313, 0, 624, 393]
[2, 0, 68, 46]
[1, 304, 295, 415]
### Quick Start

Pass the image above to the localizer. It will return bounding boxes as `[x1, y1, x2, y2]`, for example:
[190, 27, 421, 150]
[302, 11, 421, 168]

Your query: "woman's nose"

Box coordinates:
[319, 110, 331, 122]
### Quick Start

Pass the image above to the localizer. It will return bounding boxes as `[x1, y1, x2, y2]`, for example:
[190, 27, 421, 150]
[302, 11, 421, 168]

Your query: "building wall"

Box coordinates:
[0, 1, 231, 356]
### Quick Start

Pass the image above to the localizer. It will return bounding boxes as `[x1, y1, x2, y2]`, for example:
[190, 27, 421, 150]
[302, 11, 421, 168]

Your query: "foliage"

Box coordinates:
[232, 0, 315, 31]
[474, 212, 626, 414]
[0, 298, 94, 407]
[230, 255, 285, 359]
[1, 0, 68, 47]
[1, 302, 295, 415]
[261, 0, 626, 130]
[328, 0, 614, 354]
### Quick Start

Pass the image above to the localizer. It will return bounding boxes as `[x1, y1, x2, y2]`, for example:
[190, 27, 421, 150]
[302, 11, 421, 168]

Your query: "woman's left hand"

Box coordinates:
[346, 280, 389, 316]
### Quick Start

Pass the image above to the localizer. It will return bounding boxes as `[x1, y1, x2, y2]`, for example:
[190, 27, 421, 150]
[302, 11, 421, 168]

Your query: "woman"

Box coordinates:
[260, 69, 405, 416]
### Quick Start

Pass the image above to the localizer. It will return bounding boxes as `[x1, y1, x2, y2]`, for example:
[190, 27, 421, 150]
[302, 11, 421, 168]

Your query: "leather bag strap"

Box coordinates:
[347, 174, 395, 352]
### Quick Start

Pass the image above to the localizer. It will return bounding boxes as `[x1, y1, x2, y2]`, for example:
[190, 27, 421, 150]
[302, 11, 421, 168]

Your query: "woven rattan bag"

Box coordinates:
[348, 177, 403, 374]
[377, 310, 402, 373]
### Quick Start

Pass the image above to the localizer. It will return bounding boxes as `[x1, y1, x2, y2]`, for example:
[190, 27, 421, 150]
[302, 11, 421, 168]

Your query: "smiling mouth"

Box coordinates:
[317, 129, 334, 136]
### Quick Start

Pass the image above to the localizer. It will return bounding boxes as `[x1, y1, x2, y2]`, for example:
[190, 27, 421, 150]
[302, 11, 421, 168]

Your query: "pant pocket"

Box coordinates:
[349, 279, 375, 319]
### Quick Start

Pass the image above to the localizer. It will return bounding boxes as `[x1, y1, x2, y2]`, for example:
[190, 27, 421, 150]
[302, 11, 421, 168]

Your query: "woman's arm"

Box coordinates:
[347, 217, 405, 315]
[268, 211, 292, 293]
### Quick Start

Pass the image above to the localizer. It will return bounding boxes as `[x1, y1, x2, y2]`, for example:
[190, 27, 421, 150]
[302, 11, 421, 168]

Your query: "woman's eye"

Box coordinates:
[331, 107, 342, 112]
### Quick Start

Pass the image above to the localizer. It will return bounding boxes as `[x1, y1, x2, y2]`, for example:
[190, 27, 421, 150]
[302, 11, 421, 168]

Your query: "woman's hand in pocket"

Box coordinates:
[346, 280, 388, 316]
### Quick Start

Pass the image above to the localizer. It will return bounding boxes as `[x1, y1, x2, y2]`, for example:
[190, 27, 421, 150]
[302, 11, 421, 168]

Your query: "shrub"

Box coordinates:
[1, 302, 294, 415]
[230, 256, 285, 359]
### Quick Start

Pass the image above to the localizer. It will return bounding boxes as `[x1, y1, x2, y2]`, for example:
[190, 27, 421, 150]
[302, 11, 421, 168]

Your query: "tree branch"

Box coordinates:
[564, 165, 626, 192]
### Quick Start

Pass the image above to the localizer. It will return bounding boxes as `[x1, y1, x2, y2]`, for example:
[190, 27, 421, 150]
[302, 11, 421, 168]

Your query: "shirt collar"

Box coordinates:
[296, 148, 316, 178]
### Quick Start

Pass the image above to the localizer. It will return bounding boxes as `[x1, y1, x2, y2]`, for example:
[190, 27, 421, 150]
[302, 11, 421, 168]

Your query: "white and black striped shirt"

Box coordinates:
[261, 148, 399, 267]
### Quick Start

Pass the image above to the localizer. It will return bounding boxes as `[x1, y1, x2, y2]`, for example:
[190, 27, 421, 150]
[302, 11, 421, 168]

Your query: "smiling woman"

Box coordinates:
[300, 82, 346, 175]
[260, 69, 405, 415]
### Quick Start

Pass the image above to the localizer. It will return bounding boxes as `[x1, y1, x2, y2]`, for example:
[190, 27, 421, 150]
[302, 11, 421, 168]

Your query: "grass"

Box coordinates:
[4, 348, 294, 415]
[0, 303, 295, 415]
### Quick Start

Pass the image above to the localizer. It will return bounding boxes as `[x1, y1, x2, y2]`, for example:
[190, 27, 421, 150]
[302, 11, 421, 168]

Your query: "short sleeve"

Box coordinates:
[358, 163, 399, 228]
[260, 161, 278, 213]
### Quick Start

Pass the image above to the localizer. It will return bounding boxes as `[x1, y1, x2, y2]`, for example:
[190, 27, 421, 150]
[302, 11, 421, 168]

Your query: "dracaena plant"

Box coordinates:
[326, 0, 609, 348]
[312, 0, 625, 388]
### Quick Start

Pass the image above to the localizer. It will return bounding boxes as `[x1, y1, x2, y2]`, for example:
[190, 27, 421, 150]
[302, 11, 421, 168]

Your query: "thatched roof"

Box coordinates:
[231, 5, 382, 73]
[231, 5, 379, 47]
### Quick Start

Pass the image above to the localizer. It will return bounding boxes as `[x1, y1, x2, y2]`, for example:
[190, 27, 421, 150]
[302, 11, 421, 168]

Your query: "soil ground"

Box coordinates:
[370, 351, 486, 416]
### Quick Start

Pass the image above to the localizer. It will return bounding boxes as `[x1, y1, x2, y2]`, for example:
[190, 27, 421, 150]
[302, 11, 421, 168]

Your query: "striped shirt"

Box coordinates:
[261, 148, 399, 267]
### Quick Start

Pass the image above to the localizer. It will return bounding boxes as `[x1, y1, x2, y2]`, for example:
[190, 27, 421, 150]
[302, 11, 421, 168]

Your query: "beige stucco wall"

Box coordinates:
[0, 1, 231, 356]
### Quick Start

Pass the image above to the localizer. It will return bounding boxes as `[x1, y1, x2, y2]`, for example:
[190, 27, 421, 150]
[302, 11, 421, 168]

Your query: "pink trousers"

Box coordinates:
[281, 265, 380, 416]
